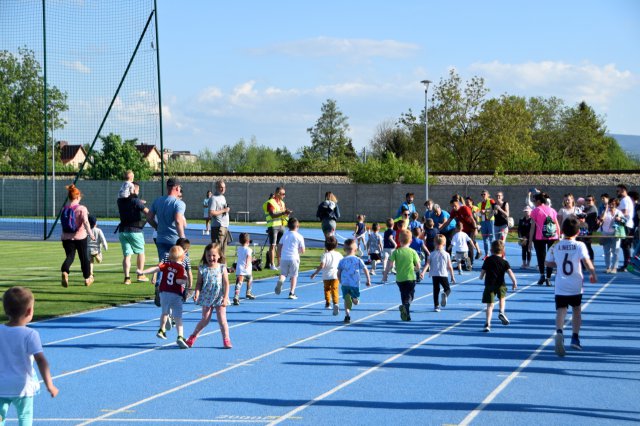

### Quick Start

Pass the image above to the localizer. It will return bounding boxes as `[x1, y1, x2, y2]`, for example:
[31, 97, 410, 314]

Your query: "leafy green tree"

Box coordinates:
[427, 69, 490, 171]
[304, 99, 357, 165]
[350, 153, 425, 184]
[369, 118, 422, 163]
[0, 48, 68, 171]
[88, 133, 153, 180]
[556, 101, 610, 170]
[477, 95, 539, 170]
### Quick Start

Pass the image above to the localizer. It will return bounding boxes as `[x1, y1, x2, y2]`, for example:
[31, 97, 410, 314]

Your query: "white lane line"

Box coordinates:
[7, 418, 277, 423]
[76, 277, 481, 426]
[457, 277, 615, 426]
[266, 280, 538, 426]
[47, 282, 382, 382]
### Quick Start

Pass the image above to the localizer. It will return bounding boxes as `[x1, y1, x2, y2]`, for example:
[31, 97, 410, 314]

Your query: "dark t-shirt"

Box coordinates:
[582, 205, 599, 233]
[383, 229, 396, 249]
[117, 196, 147, 232]
[493, 201, 509, 226]
[424, 228, 438, 252]
[481, 255, 511, 288]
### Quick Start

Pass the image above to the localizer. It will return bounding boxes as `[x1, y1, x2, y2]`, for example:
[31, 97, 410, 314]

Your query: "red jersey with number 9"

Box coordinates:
[157, 261, 187, 295]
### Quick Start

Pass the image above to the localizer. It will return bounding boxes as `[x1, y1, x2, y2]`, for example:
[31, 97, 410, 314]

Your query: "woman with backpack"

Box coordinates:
[528, 192, 560, 286]
[61, 184, 96, 287]
[316, 192, 341, 239]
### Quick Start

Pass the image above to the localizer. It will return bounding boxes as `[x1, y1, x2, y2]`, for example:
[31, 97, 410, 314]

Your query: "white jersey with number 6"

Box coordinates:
[545, 239, 589, 296]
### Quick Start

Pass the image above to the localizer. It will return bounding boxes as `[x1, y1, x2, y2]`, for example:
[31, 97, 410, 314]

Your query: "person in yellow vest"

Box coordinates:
[477, 190, 496, 259]
[265, 187, 292, 270]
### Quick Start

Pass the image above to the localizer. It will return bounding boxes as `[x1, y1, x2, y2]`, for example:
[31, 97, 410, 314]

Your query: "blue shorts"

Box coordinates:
[341, 286, 361, 299]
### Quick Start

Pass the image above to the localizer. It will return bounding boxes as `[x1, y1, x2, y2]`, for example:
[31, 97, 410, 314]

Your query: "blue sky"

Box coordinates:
[155, 0, 639, 154]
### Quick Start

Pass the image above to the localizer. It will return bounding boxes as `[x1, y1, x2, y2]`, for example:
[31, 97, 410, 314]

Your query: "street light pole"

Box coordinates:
[421, 79, 431, 201]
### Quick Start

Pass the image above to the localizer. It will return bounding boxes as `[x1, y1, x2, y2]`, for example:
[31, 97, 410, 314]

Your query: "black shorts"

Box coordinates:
[267, 227, 284, 246]
[555, 294, 582, 310]
[369, 253, 381, 261]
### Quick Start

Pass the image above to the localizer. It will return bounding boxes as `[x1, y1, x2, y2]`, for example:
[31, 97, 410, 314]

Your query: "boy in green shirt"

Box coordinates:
[383, 229, 422, 321]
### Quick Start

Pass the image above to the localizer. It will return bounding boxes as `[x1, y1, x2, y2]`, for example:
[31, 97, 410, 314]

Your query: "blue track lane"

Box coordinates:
[5, 243, 640, 425]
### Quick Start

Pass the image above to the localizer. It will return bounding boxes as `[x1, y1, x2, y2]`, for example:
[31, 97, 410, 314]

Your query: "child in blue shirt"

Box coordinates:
[337, 238, 371, 324]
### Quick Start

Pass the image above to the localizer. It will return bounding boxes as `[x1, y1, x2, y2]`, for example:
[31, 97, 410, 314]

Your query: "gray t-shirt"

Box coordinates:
[208, 193, 229, 227]
[150, 195, 186, 246]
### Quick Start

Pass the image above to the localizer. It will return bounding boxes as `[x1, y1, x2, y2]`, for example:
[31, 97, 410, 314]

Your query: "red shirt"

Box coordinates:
[157, 261, 187, 295]
[450, 206, 476, 234]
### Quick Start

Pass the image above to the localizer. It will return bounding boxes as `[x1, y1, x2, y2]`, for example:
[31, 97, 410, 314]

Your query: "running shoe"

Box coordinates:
[434, 306, 441, 312]
[498, 311, 510, 325]
[343, 315, 351, 324]
[176, 336, 189, 349]
[274, 278, 284, 295]
[483, 324, 491, 332]
[288, 293, 298, 300]
[440, 291, 448, 308]
[61, 272, 69, 288]
[223, 338, 233, 349]
[555, 333, 566, 357]
[185, 335, 197, 348]
[325, 303, 331, 309]
[570, 336, 582, 350]
[545, 278, 552, 286]
[124, 277, 132, 285]
[399, 305, 409, 321]
[332, 304, 340, 316]
[245, 292, 256, 300]
[537, 276, 545, 285]
[233, 297, 240, 305]
[137, 274, 149, 282]
[156, 329, 167, 340]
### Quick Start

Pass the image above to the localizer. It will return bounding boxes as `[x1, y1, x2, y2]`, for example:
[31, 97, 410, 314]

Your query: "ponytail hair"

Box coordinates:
[66, 184, 81, 201]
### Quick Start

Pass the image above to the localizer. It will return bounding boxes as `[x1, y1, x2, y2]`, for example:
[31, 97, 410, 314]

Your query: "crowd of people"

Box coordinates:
[1, 175, 639, 422]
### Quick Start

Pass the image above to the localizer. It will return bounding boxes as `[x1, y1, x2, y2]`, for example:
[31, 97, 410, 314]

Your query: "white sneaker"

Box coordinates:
[333, 304, 340, 316]
[269, 265, 279, 271]
[288, 293, 298, 300]
[370, 269, 376, 275]
[274, 279, 284, 295]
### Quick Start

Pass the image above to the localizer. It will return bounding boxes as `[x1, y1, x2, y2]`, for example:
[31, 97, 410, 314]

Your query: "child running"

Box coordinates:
[451, 221, 479, 274]
[186, 243, 231, 349]
[0, 287, 58, 424]
[545, 218, 597, 356]
[275, 218, 305, 299]
[233, 232, 256, 305]
[337, 238, 371, 324]
[310, 236, 343, 315]
[384, 229, 421, 321]
[138, 245, 190, 348]
[381, 218, 397, 283]
[353, 214, 367, 257]
[479, 240, 517, 332]
[87, 215, 108, 278]
[366, 223, 383, 275]
[424, 234, 456, 312]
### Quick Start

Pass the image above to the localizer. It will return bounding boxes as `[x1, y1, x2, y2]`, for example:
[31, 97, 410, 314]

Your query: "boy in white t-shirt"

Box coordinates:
[310, 236, 344, 315]
[233, 233, 256, 305]
[450, 221, 480, 274]
[1, 287, 58, 424]
[545, 218, 597, 357]
[275, 218, 306, 299]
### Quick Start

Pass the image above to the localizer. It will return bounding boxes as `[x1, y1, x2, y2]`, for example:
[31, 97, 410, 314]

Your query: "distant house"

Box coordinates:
[59, 141, 87, 169]
[136, 144, 162, 170]
[169, 150, 198, 163]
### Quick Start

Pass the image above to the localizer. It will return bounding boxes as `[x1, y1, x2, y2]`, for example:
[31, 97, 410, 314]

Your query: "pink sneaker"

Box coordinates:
[185, 335, 197, 348]
[223, 338, 232, 349]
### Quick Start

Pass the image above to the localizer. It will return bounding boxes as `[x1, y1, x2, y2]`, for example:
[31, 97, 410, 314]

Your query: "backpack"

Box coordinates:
[542, 214, 556, 238]
[61, 205, 79, 233]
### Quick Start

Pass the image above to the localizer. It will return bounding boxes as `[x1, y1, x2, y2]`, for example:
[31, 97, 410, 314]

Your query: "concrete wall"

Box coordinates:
[1, 178, 623, 223]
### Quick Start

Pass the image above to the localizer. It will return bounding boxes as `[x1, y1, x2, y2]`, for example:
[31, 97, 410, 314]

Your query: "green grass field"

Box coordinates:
[0, 241, 323, 322]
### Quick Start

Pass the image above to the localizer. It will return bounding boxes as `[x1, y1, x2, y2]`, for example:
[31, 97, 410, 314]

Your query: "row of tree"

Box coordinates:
[1, 49, 638, 181]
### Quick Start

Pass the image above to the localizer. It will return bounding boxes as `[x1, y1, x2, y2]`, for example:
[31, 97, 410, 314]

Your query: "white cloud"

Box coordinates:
[198, 86, 223, 102]
[229, 80, 259, 106]
[252, 36, 420, 58]
[61, 60, 90, 74]
[470, 60, 638, 106]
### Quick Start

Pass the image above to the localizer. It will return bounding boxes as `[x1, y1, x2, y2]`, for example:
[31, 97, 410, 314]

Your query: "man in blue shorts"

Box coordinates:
[116, 182, 149, 285]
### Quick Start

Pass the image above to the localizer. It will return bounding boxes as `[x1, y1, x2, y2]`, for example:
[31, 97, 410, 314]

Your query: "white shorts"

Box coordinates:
[280, 259, 300, 278]
[382, 248, 394, 262]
